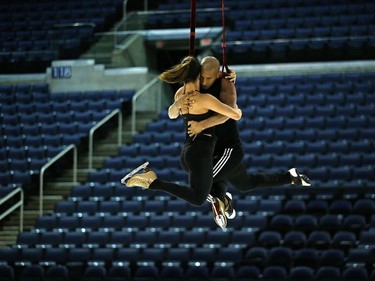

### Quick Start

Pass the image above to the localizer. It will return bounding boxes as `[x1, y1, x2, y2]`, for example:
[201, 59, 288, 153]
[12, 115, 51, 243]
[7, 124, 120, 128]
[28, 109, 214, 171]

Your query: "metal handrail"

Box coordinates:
[114, 0, 129, 47]
[131, 76, 161, 135]
[88, 109, 122, 170]
[0, 187, 24, 232]
[39, 144, 77, 216]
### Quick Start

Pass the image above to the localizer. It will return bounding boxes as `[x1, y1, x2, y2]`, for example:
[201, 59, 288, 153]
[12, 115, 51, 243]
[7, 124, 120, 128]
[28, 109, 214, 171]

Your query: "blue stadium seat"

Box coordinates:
[40, 247, 69, 264]
[191, 248, 216, 263]
[80, 216, 102, 231]
[165, 248, 190, 263]
[186, 262, 209, 279]
[107, 265, 131, 281]
[283, 199, 306, 214]
[306, 199, 328, 215]
[133, 230, 158, 246]
[34, 215, 58, 231]
[318, 214, 342, 233]
[67, 248, 91, 266]
[293, 248, 319, 268]
[236, 265, 261, 281]
[262, 265, 288, 281]
[158, 230, 182, 246]
[181, 230, 206, 246]
[63, 231, 86, 247]
[342, 215, 366, 233]
[120, 201, 142, 214]
[149, 215, 172, 230]
[342, 266, 369, 281]
[171, 214, 196, 229]
[98, 201, 120, 215]
[267, 247, 293, 268]
[108, 231, 133, 247]
[307, 230, 332, 249]
[19, 248, 43, 265]
[126, 215, 149, 230]
[294, 215, 318, 232]
[210, 263, 235, 279]
[332, 231, 357, 250]
[269, 214, 293, 233]
[243, 214, 268, 232]
[329, 200, 353, 215]
[134, 262, 159, 280]
[17, 232, 39, 247]
[0, 264, 14, 281]
[314, 266, 341, 281]
[69, 185, 91, 200]
[39, 232, 63, 248]
[81, 265, 107, 281]
[283, 231, 307, 249]
[257, 231, 282, 248]
[166, 200, 188, 214]
[76, 201, 98, 215]
[20, 265, 44, 281]
[353, 199, 375, 218]
[289, 266, 315, 281]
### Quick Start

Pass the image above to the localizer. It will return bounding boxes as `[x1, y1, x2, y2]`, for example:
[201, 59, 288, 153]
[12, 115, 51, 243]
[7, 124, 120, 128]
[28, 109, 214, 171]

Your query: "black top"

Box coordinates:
[182, 111, 215, 143]
[201, 77, 242, 153]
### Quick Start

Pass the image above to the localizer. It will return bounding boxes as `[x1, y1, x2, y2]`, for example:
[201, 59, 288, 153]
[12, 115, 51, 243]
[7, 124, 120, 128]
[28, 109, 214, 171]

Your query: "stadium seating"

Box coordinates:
[0, 0, 124, 73]
[1, 1, 375, 280]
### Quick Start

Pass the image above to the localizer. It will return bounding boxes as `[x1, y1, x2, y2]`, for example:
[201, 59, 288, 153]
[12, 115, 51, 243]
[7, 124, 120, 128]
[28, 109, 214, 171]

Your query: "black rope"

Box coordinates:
[189, 0, 197, 56]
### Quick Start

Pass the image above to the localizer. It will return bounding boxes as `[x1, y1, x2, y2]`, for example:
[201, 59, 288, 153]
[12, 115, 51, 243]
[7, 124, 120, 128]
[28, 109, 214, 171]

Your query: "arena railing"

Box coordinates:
[39, 144, 77, 216]
[88, 109, 123, 170]
[131, 76, 164, 136]
[0, 187, 24, 232]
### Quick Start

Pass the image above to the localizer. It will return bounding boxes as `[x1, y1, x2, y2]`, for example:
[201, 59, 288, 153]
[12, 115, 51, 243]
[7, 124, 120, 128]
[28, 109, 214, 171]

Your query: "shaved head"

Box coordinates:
[200, 56, 221, 90]
[201, 56, 220, 72]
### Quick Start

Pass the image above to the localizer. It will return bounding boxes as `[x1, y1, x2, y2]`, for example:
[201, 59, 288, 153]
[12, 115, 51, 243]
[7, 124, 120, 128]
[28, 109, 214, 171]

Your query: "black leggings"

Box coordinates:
[149, 135, 217, 206]
[210, 145, 290, 200]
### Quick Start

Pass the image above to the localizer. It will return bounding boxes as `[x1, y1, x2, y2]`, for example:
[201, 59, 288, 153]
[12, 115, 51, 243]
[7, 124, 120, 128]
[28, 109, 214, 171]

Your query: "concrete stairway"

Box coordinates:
[0, 111, 158, 248]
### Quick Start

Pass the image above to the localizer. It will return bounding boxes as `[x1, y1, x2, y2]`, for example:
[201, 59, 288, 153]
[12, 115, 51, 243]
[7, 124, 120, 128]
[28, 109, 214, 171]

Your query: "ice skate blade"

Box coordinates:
[121, 162, 149, 184]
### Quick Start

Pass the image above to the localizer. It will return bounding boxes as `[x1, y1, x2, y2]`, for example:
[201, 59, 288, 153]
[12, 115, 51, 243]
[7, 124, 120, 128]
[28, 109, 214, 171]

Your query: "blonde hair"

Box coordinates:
[159, 56, 201, 84]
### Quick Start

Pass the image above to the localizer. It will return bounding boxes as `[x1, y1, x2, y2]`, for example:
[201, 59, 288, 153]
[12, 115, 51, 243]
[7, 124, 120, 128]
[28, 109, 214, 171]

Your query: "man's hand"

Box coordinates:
[175, 90, 198, 111]
[187, 120, 204, 138]
[224, 68, 236, 84]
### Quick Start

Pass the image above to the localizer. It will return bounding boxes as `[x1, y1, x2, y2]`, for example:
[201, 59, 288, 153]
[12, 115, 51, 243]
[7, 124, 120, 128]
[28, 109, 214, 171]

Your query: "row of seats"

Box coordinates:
[30, 213, 375, 237]
[0, 88, 134, 104]
[235, 71, 375, 84]
[228, 27, 374, 40]
[4, 263, 374, 281]
[60, 190, 375, 215]
[67, 182, 375, 202]
[2, 121, 107, 138]
[3, 242, 374, 266]
[232, 17, 375, 30]
[221, 39, 375, 64]
[148, 3, 374, 29]
[158, 0, 373, 14]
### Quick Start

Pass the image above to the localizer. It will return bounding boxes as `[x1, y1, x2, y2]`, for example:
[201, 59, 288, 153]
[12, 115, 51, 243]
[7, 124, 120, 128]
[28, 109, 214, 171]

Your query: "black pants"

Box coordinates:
[149, 135, 217, 206]
[210, 144, 291, 201]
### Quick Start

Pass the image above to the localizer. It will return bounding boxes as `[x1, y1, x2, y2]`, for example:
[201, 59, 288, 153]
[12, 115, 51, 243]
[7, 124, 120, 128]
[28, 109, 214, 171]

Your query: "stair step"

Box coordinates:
[0, 229, 19, 234]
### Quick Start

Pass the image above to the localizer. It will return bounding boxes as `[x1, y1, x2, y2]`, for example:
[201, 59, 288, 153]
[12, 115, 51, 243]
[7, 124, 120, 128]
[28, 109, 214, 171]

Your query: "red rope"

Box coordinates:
[221, 0, 230, 73]
[189, 0, 197, 56]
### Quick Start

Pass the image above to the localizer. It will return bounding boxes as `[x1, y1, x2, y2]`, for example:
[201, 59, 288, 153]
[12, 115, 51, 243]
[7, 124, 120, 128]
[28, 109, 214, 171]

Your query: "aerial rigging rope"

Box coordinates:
[221, 0, 230, 74]
[189, 0, 230, 74]
[189, 0, 197, 56]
